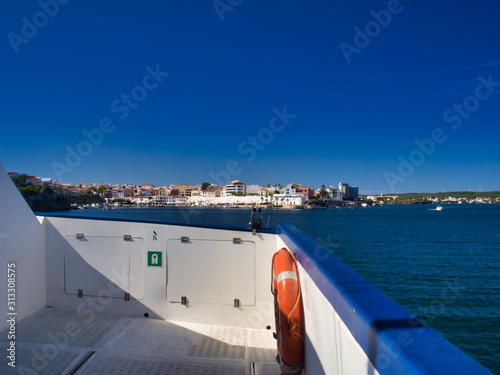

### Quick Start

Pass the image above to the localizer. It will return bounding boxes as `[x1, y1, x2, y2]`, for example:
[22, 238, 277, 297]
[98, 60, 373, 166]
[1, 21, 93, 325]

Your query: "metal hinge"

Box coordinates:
[123, 235, 132, 241]
[180, 236, 190, 243]
[76, 233, 84, 240]
[124, 292, 130, 301]
[181, 296, 188, 305]
[78, 289, 83, 298]
[233, 238, 242, 244]
[234, 298, 240, 308]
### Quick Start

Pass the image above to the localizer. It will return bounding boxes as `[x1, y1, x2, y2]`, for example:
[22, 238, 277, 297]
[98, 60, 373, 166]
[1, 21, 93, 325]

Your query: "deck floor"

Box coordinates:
[0, 308, 280, 375]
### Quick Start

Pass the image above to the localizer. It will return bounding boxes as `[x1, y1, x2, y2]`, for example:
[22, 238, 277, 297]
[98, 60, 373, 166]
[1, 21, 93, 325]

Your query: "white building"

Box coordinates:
[130, 197, 151, 205]
[262, 185, 280, 194]
[271, 194, 305, 206]
[153, 196, 188, 205]
[188, 195, 262, 206]
[272, 184, 306, 206]
[246, 184, 266, 195]
[338, 182, 359, 200]
[325, 186, 338, 199]
[40, 178, 53, 186]
[223, 180, 246, 196]
[283, 184, 297, 195]
[136, 189, 151, 197]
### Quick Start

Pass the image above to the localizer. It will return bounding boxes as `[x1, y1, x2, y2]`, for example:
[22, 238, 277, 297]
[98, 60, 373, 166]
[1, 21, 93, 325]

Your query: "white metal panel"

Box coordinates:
[0, 162, 46, 331]
[167, 239, 255, 305]
[64, 236, 144, 299]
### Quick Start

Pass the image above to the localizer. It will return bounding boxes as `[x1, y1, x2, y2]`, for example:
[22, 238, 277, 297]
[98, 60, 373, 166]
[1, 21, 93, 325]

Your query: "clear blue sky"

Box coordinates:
[1, 1, 499, 193]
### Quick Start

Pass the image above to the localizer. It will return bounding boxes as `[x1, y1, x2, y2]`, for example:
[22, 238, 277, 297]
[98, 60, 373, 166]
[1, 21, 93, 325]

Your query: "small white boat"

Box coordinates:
[436, 205, 443, 211]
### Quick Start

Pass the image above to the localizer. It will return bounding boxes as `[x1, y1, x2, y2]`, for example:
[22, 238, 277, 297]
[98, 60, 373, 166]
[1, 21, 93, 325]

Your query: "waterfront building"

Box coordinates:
[188, 195, 261, 206]
[272, 183, 306, 206]
[154, 196, 172, 205]
[130, 197, 151, 205]
[295, 185, 314, 200]
[111, 185, 123, 198]
[246, 184, 267, 195]
[325, 186, 338, 199]
[284, 183, 297, 195]
[271, 194, 306, 206]
[152, 196, 189, 205]
[136, 184, 154, 196]
[201, 184, 223, 198]
[157, 187, 171, 196]
[39, 178, 53, 186]
[191, 189, 203, 197]
[139, 183, 155, 191]
[103, 188, 113, 199]
[261, 185, 279, 194]
[25, 175, 41, 186]
[172, 184, 197, 197]
[112, 189, 133, 199]
[202, 189, 219, 198]
[223, 180, 246, 196]
[175, 196, 188, 205]
[338, 182, 359, 200]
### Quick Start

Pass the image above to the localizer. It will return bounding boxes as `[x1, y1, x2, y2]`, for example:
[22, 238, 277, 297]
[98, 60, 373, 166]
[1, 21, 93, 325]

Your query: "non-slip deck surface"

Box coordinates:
[0, 308, 279, 374]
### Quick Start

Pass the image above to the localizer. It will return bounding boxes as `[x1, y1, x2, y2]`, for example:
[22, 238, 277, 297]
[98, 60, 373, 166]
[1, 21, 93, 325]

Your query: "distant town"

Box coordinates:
[8, 172, 500, 211]
[8, 172, 360, 209]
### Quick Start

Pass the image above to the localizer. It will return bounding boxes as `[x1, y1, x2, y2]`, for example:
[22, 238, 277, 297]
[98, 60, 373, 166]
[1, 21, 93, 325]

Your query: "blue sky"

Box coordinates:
[1, 1, 499, 193]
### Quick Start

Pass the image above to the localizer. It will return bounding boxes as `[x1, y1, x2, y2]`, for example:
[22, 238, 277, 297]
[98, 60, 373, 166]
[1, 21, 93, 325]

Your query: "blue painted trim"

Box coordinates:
[277, 224, 492, 375]
[37, 213, 277, 234]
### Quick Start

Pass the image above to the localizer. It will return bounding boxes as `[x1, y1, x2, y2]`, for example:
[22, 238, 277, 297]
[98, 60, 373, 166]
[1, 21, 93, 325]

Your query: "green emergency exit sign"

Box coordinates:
[147, 250, 163, 267]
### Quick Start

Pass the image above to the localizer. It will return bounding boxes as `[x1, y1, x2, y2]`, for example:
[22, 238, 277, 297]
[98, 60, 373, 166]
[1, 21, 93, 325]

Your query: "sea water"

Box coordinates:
[56, 204, 500, 373]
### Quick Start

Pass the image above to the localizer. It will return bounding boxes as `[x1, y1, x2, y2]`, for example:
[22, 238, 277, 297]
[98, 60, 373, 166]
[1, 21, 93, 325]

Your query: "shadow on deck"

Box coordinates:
[0, 308, 280, 375]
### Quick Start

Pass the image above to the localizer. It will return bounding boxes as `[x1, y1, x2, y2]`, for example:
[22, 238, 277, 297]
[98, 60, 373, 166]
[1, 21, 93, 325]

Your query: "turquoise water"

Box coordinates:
[55, 204, 500, 373]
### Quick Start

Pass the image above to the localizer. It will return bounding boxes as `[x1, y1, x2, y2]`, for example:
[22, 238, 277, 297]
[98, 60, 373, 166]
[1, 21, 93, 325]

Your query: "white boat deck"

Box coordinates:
[0, 308, 280, 375]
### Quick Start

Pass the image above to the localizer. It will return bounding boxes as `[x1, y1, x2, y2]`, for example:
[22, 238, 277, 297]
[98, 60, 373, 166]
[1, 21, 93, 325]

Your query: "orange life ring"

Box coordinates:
[271, 247, 304, 375]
